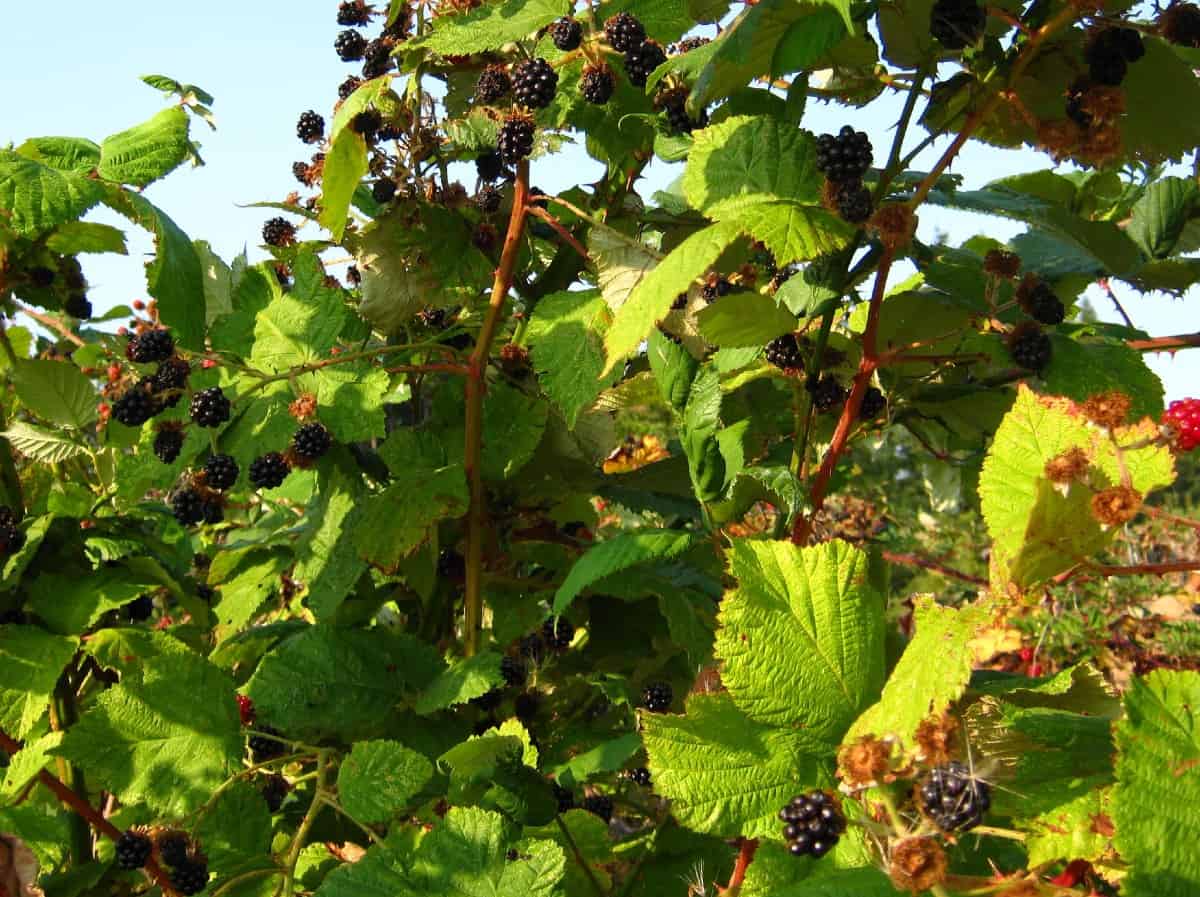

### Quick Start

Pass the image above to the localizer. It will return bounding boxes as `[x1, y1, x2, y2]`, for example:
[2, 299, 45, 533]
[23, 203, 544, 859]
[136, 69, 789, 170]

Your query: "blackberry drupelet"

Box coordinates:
[582, 794, 614, 822]
[929, 0, 986, 49]
[809, 375, 848, 413]
[337, 0, 371, 26]
[476, 150, 504, 182]
[1164, 398, 1200, 451]
[116, 830, 153, 870]
[919, 761, 991, 832]
[642, 681, 672, 712]
[628, 767, 652, 787]
[262, 217, 296, 247]
[604, 12, 646, 52]
[541, 616, 575, 651]
[335, 28, 368, 61]
[170, 859, 209, 896]
[249, 452, 291, 489]
[765, 333, 805, 372]
[190, 387, 231, 428]
[815, 126, 873, 183]
[658, 87, 708, 134]
[361, 38, 395, 78]
[113, 387, 159, 427]
[780, 790, 846, 858]
[338, 75, 362, 100]
[64, 294, 92, 319]
[293, 422, 333, 460]
[550, 17, 583, 51]
[156, 832, 191, 868]
[500, 655, 527, 687]
[1007, 323, 1052, 371]
[154, 428, 185, 463]
[835, 181, 873, 224]
[497, 114, 535, 163]
[859, 386, 887, 420]
[171, 489, 205, 526]
[476, 184, 502, 213]
[1017, 277, 1066, 325]
[129, 328, 175, 364]
[371, 178, 396, 204]
[553, 783, 575, 814]
[512, 58, 558, 109]
[475, 65, 512, 104]
[351, 109, 382, 139]
[624, 40, 667, 87]
[296, 110, 325, 144]
[203, 454, 239, 491]
[580, 64, 616, 105]
[248, 726, 288, 762]
[261, 775, 290, 812]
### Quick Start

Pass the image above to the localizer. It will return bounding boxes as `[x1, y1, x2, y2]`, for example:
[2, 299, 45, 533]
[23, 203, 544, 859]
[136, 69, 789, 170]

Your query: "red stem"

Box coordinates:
[526, 205, 590, 260]
[720, 838, 758, 895]
[880, 550, 988, 586]
[1127, 332, 1200, 352]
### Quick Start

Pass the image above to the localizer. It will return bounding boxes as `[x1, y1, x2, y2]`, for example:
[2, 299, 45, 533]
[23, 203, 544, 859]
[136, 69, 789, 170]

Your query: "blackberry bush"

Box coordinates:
[919, 761, 991, 832]
[780, 791, 846, 858]
[511, 58, 558, 109]
[189, 387, 231, 428]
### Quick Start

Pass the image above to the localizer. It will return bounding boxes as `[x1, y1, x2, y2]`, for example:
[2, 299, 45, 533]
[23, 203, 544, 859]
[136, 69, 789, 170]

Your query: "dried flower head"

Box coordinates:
[983, 249, 1021, 279]
[914, 712, 959, 766]
[838, 735, 893, 788]
[889, 837, 949, 894]
[289, 393, 319, 421]
[1036, 119, 1083, 161]
[1081, 391, 1133, 430]
[1079, 121, 1123, 168]
[869, 203, 917, 250]
[1044, 446, 1090, 484]
[1091, 485, 1143, 527]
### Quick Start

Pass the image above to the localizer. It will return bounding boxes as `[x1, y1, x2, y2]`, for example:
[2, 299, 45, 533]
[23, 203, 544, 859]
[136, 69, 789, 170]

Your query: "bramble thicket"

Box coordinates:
[2, 0, 1200, 895]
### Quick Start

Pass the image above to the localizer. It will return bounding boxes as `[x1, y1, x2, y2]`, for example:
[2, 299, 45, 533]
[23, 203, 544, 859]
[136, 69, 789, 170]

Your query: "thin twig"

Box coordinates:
[1127, 331, 1200, 352]
[881, 550, 988, 586]
[14, 303, 86, 348]
[527, 205, 590, 260]
[1098, 278, 1135, 329]
[280, 751, 330, 897]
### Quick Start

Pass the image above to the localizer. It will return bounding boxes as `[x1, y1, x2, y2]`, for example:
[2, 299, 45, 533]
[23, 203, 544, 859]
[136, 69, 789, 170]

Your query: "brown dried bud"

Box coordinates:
[1079, 121, 1123, 168]
[1035, 119, 1083, 161]
[820, 178, 841, 213]
[1081, 391, 1133, 430]
[838, 736, 893, 788]
[289, 393, 319, 422]
[914, 712, 958, 766]
[869, 203, 917, 250]
[1091, 485, 1143, 527]
[1079, 84, 1125, 123]
[472, 223, 498, 252]
[498, 343, 531, 377]
[889, 837, 948, 894]
[1044, 446, 1090, 484]
[1160, 2, 1200, 47]
[983, 249, 1021, 279]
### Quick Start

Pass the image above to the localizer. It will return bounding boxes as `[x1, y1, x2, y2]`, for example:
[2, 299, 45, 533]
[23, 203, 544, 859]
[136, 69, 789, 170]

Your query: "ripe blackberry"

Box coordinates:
[475, 185, 502, 214]
[1085, 31, 1129, 85]
[338, 75, 363, 100]
[261, 774, 290, 813]
[0, 507, 18, 528]
[514, 690, 540, 722]
[124, 595, 154, 622]
[512, 58, 558, 109]
[673, 36, 711, 54]
[604, 12, 646, 52]
[249, 452, 291, 489]
[553, 783, 575, 814]
[351, 109, 382, 139]
[920, 761, 991, 832]
[624, 40, 667, 88]
[658, 87, 708, 134]
[1006, 323, 1052, 371]
[1162, 2, 1200, 47]
[859, 386, 887, 420]
[500, 655, 526, 687]
[171, 489, 205, 526]
[0, 508, 23, 556]
[929, 0, 986, 49]
[337, 0, 371, 26]
[582, 795, 614, 823]
[815, 126, 873, 183]
[1016, 276, 1066, 325]
[296, 110, 325, 144]
[28, 266, 55, 287]
[262, 217, 296, 247]
[128, 328, 175, 364]
[1113, 27, 1146, 61]
[152, 358, 190, 396]
[362, 38, 395, 78]
[765, 333, 804, 372]
[642, 681, 672, 712]
[519, 633, 547, 663]
[628, 767, 652, 787]
[473, 223, 498, 252]
[497, 114, 535, 163]
[809, 375, 848, 413]
[580, 64, 616, 105]
[292, 422, 333, 460]
[371, 179, 396, 204]
[476, 150, 504, 182]
[1163, 398, 1200, 451]
[64, 294, 92, 319]
[701, 275, 731, 303]
[156, 832, 191, 868]
[248, 726, 287, 762]
[190, 387, 231, 428]
[549, 17, 583, 51]
[541, 617, 575, 651]
[113, 387, 159, 427]
[170, 859, 209, 896]
[292, 161, 310, 184]
[779, 790, 846, 858]
[835, 181, 873, 224]
[438, 548, 465, 578]
[153, 427, 185, 463]
[115, 830, 153, 870]
[475, 65, 511, 104]
[203, 454, 239, 491]
[335, 28, 368, 61]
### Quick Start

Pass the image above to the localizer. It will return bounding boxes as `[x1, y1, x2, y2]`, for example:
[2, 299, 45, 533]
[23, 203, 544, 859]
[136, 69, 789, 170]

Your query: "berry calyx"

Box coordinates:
[929, 0, 986, 49]
[474, 65, 511, 104]
[780, 790, 846, 858]
[497, 114, 535, 164]
[189, 387, 231, 428]
[127, 328, 175, 364]
[292, 422, 333, 460]
[815, 125, 873, 183]
[765, 333, 805, 372]
[512, 58, 558, 109]
[919, 761, 991, 833]
[262, 217, 296, 247]
[624, 40, 667, 88]
[115, 830, 153, 870]
[249, 452, 291, 489]
[202, 454, 239, 491]
[580, 64, 616, 105]
[296, 110, 325, 144]
[1163, 398, 1200, 451]
[1006, 322, 1052, 371]
[549, 17, 583, 51]
[153, 427, 185, 464]
[335, 28, 367, 61]
[642, 681, 672, 712]
[604, 12, 646, 52]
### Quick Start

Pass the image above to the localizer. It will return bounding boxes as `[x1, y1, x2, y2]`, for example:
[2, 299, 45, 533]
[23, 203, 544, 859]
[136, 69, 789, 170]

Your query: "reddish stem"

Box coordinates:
[1086, 560, 1200, 578]
[719, 838, 759, 895]
[526, 205, 590, 260]
[880, 551, 988, 586]
[1127, 332, 1200, 352]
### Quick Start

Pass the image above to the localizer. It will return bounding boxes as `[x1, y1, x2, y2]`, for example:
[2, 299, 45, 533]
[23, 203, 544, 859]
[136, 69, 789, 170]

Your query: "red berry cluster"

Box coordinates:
[1163, 398, 1200, 452]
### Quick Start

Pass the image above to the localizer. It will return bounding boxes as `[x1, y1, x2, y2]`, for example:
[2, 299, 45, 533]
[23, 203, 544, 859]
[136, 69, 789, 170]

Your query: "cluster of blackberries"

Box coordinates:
[170, 487, 223, 527]
[641, 681, 672, 712]
[780, 791, 846, 858]
[1084, 26, 1145, 86]
[815, 126, 874, 225]
[113, 329, 198, 430]
[929, 0, 986, 49]
[333, 2, 399, 79]
[657, 87, 708, 134]
[0, 507, 25, 557]
[919, 761, 991, 832]
[765, 333, 805, 372]
[627, 766, 652, 787]
[153, 831, 208, 896]
[808, 375, 848, 413]
[1007, 322, 1052, 372]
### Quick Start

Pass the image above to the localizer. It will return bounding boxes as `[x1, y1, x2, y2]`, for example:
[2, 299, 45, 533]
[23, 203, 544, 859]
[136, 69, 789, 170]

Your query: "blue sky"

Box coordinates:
[2, 0, 1194, 400]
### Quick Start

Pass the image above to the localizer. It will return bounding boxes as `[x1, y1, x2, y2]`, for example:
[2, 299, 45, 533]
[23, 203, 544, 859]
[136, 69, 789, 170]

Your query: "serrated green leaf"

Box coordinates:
[0, 150, 105, 236]
[555, 732, 643, 784]
[250, 257, 347, 373]
[697, 292, 797, 347]
[353, 465, 468, 572]
[553, 530, 700, 614]
[1042, 334, 1164, 420]
[15, 137, 101, 173]
[27, 567, 155, 635]
[318, 127, 368, 242]
[337, 740, 433, 823]
[10, 359, 97, 429]
[1, 421, 89, 464]
[589, 223, 660, 313]
[1121, 38, 1200, 164]
[212, 551, 287, 640]
[748, 201, 854, 265]
[0, 626, 78, 740]
[194, 781, 274, 874]
[715, 540, 885, 741]
[296, 467, 367, 621]
[45, 221, 127, 255]
[0, 732, 61, 801]
[98, 107, 191, 187]
[526, 290, 619, 428]
[414, 0, 569, 55]
[416, 652, 504, 715]
[647, 327, 699, 412]
[1127, 176, 1198, 259]
[1023, 788, 1114, 867]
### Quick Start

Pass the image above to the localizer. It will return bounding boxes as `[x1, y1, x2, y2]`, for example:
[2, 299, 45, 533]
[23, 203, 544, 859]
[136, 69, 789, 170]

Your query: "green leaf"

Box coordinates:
[15, 137, 101, 173]
[45, 221, 128, 255]
[1042, 333, 1164, 420]
[318, 127, 368, 242]
[194, 781, 274, 874]
[747, 866, 897, 897]
[642, 692, 832, 838]
[553, 530, 700, 614]
[743, 200, 854, 265]
[1121, 38, 1200, 164]
[0, 732, 61, 801]
[1023, 789, 1114, 867]
[1113, 671, 1200, 897]
[98, 107, 191, 187]
[55, 650, 241, 815]
[589, 223, 660, 313]
[27, 567, 156, 635]
[846, 598, 987, 744]
[0, 150, 105, 236]
[0, 419, 88, 462]
[353, 465, 469, 573]
[10, 359, 98, 429]
[0, 625, 78, 740]
[250, 257, 347, 373]
[414, 0, 569, 55]
[715, 540, 885, 741]
[526, 290, 620, 427]
[212, 551, 288, 640]
[1127, 177, 1198, 259]
[337, 740, 433, 823]
[697, 292, 797, 347]
[416, 652, 504, 715]
[555, 732, 643, 784]
[482, 385, 549, 480]
[604, 219, 742, 374]
[243, 625, 442, 739]
[295, 467, 367, 621]
[647, 327, 699, 412]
